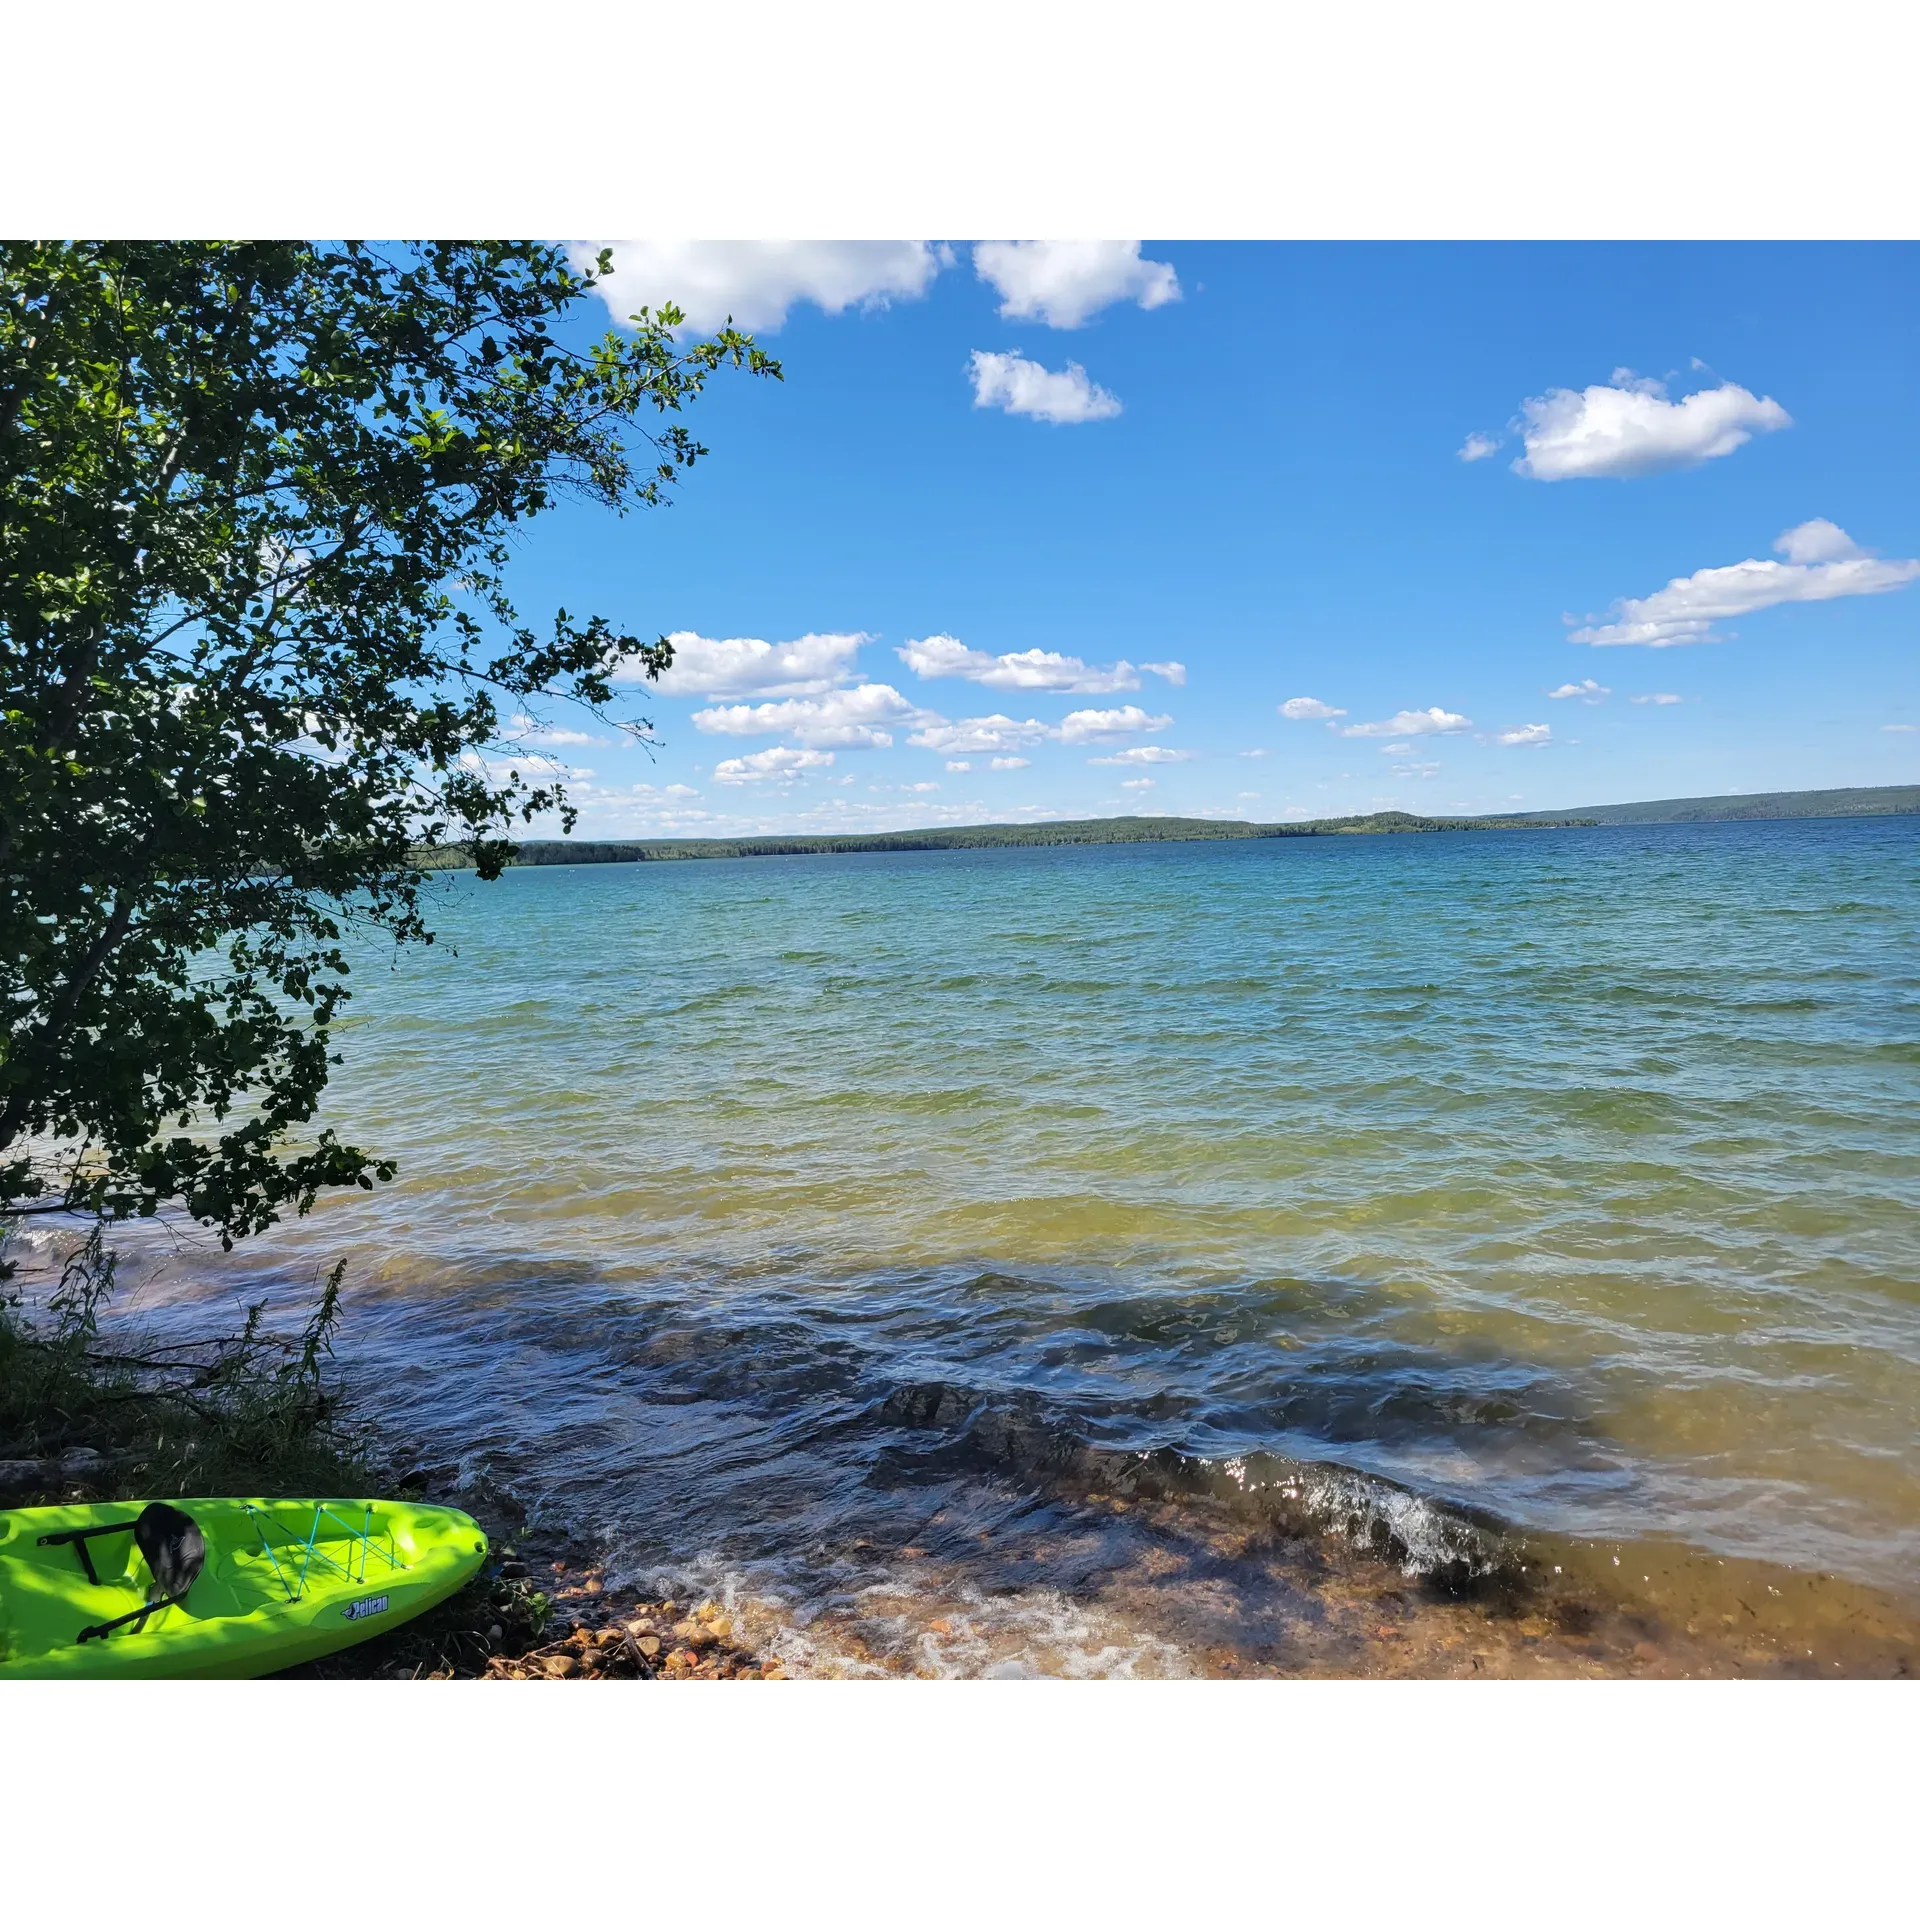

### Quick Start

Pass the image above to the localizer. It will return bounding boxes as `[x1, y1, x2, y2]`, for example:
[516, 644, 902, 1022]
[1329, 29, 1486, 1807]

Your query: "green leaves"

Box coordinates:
[2, 241, 777, 1246]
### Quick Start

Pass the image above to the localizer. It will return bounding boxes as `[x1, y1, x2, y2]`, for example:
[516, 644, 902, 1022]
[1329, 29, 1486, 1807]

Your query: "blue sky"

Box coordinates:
[493, 242, 1919, 836]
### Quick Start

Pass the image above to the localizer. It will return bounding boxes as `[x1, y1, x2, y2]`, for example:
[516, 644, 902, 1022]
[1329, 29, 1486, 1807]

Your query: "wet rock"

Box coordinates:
[543, 1655, 579, 1678]
[637, 1636, 661, 1659]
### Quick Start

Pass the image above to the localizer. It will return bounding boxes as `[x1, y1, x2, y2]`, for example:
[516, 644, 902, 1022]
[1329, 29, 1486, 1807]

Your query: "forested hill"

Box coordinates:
[417, 784, 1918, 869]
[1503, 784, 1920, 825]
[417, 809, 1583, 868]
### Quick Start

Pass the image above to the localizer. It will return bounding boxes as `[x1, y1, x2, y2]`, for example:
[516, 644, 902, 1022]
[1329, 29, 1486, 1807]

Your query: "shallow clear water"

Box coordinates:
[81, 818, 1920, 1673]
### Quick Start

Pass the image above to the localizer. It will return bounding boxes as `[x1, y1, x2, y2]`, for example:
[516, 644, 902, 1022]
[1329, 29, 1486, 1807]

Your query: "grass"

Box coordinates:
[0, 1225, 369, 1503]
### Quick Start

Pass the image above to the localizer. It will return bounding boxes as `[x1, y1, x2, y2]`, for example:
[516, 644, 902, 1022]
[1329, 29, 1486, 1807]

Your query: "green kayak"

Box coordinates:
[0, 1496, 487, 1678]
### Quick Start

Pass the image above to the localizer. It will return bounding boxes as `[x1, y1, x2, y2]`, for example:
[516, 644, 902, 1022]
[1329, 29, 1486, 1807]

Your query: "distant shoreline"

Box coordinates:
[416, 782, 1918, 870]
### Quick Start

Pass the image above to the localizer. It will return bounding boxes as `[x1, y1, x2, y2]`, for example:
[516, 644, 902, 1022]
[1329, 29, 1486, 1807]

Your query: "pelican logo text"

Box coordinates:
[342, 1594, 389, 1622]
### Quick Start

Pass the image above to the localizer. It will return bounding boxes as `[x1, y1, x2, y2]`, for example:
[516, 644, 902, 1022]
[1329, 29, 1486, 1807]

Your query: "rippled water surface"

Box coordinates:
[89, 819, 1920, 1673]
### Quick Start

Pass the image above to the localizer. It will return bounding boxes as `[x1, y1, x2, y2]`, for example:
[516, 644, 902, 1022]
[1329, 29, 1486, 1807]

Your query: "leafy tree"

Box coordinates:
[0, 241, 778, 1253]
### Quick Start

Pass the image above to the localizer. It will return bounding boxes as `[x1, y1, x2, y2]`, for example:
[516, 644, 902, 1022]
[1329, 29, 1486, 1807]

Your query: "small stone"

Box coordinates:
[676, 1620, 716, 1647]
[584, 1577, 603, 1593]
[487, 1624, 503, 1643]
[663, 1649, 694, 1674]
[707, 1616, 732, 1641]
[543, 1655, 579, 1679]
[594, 1627, 625, 1648]
[638, 1636, 661, 1659]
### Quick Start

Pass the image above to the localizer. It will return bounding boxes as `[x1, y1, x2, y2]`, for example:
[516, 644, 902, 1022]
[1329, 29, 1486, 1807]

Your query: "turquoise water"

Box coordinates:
[99, 817, 1920, 1672]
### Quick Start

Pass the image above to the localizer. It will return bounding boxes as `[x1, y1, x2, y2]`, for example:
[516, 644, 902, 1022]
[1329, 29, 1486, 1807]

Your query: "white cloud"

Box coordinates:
[896, 634, 1150, 694]
[1773, 517, 1860, 564]
[1630, 692, 1684, 706]
[1513, 371, 1790, 480]
[646, 631, 865, 699]
[1548, 679, 1610, 703]
[1337, 707, 1472, 738]
[1281, 696, 1346, 720]
[969, 350, 1121, 424]
[946, 759, 972, 772]
[1088, 744, 1194, 765]
[1237, 791, 1261, 799]
[1497, 723, 1552, 747]
[973, 241, 1180, 329]
[504, 713, 602, 747]
[905, 706, 1170, 754]
[691, 682, 922, 750]
[1141, 661, 1186, 685]
[1120, 777, 1156, 791]
[1389, 761, 1440, 779]
[1458, 432, 1502, 462]
[1057, 706, 1172, 744]
[1884, 723, 1918, 733]
[573, 241, 946, 335]
[989, 756, 1030, 770]
[1240, 747, 1270, 759]
[664, 783, 700, 799]
[712, 746, 836, 785]
[908, 714, 1057, 755]
[1570, 522, 1920, 647]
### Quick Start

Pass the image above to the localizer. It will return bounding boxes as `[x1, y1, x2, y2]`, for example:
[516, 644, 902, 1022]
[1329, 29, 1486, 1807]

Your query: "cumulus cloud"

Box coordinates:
[969, 350, 1121, 424]
[1513, 370, 1790, 480]
[989, 756, 1029, 770]
[1057, 705, 1172, 744]
[572, 241, 947, 334]
[1630, 693, 1684, 705]
[504, 713, 603, 747]
[1548, 679, 1610, 703]
[1281, 697, 1346, 720]
[946, 759, 972, 772]
[1141, 661, 1186, 685]
[1570, 521, 1920, 647]
[905, 705, 1170, 754]
[712, 746, 836, 785]
[907, 714, 1057, 755]
[1458, 432, 1502, 462]
[690, 683, 923, 750]
[646, 631, 865, 699]
[896, 634, 1155, 694]
[972, 241, 1180, 328]
[1497, 723, 1552, 747]
[1087, 745, 1194, 765]
[1337, 707, 1472, 738]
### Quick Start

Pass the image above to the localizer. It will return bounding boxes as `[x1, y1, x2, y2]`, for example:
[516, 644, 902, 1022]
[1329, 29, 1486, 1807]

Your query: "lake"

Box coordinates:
[88, 816, 1920, 1675]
